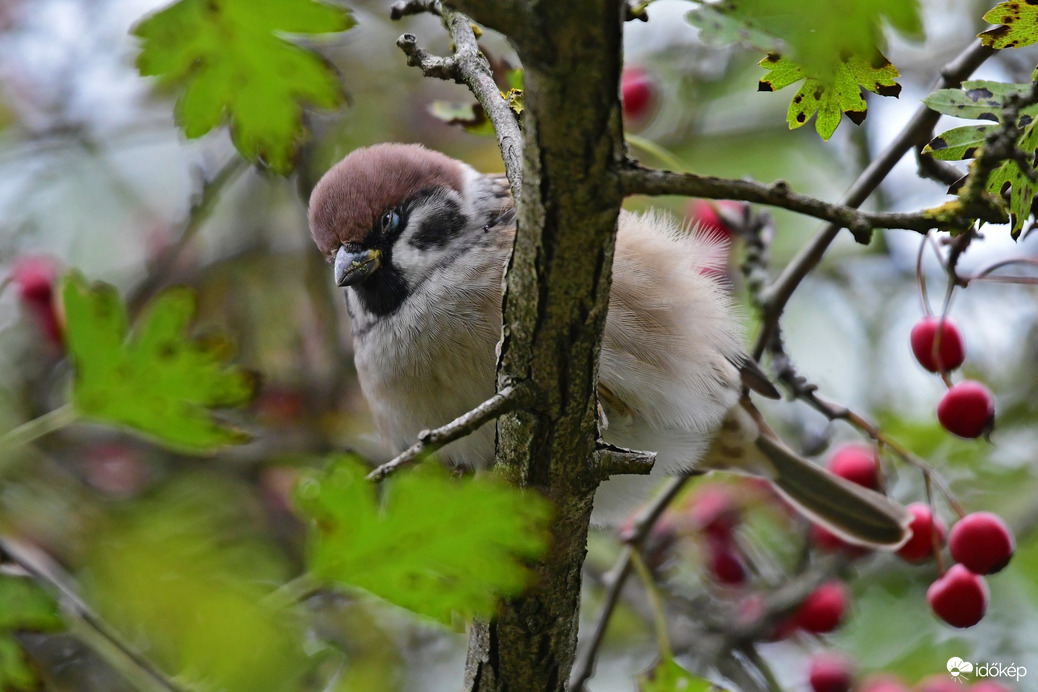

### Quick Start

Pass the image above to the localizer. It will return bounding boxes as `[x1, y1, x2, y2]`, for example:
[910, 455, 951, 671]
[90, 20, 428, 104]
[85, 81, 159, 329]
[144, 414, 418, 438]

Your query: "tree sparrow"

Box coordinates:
[308, 143, 909, 547]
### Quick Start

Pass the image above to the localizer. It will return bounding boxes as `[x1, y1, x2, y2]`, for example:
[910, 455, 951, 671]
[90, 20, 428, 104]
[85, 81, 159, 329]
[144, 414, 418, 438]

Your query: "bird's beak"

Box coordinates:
[334, 245, 382, 287]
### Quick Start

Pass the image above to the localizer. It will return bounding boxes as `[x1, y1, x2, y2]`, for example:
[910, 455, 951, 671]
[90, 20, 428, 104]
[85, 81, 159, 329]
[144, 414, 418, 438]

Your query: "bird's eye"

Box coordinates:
[381, 209, 400, 234]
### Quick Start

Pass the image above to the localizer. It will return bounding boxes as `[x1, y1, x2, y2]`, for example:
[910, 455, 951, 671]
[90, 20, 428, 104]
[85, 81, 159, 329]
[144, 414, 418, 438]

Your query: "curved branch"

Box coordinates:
[396, 9, 524, 197]
[619, 163, 988, 240]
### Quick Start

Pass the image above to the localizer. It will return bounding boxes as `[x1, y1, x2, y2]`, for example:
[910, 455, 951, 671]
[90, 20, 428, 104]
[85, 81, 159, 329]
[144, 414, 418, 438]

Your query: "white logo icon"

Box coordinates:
[947, 657, 974, 681]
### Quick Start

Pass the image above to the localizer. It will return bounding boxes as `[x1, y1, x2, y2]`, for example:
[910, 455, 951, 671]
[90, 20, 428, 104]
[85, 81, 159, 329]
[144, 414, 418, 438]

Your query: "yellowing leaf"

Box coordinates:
[296, 456, 552, 624]
[980, 1, 1038, 49]
[133, 0, 354, 174]
[62, 272, 256, 453]
[759, 52, 901, 140]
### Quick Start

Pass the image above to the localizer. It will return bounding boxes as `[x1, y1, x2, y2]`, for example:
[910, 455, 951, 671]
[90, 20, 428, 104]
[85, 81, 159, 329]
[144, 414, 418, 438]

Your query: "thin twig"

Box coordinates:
[127, 157, 248, 313]
[366, 384, 529, 482]
[568, 477, 689, 692]
[0, 535, 184, 692]
[752, 40, 995, 360]
[396, 9, 523, 198]
[0, 404, 77, 459]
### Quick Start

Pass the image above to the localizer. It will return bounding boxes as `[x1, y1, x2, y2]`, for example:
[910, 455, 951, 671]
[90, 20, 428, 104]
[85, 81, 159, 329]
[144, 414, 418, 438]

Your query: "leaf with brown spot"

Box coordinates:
[924, 80, 1038, 122]
[760, 52, 901, 140]
[922, 124, 997, 160]
[980, 1, 1038, 48]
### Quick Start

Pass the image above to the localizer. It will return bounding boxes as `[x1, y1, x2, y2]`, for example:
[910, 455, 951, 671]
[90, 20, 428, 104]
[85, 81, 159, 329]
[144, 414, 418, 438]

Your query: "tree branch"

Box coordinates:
[751, 39, 995, 360]
[619, 163, 992, 241]
[366, 384, 529, 482]
[395, 8, 523, 197]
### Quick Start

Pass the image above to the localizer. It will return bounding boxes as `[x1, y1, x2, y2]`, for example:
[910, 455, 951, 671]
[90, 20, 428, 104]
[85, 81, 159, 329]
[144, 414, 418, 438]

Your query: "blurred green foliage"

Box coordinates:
[133, 0, 355, 173]
[296, 455, 551, 624]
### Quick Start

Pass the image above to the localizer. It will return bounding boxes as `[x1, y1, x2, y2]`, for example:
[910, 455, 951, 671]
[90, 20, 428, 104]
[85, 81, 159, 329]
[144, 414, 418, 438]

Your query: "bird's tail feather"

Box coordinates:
[756, 435, 911, 548]
[704, 400, 911, 549]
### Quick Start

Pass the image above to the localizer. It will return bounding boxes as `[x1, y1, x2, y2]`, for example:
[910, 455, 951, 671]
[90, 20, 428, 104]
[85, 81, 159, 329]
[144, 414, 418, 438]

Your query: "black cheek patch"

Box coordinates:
[408, 196, 468, 250]
[353, 259, 410, 317]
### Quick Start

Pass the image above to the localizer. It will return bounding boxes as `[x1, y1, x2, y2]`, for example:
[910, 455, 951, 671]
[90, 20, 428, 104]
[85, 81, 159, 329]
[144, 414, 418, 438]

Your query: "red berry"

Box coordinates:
[937, 381, 994, 439]
[794, 580, 850, 633]
[896, 503, 947, 563]
[827, 444, 880, 490]
[686, 198, 745, 239]
[808, 653, 854, 692]
[927, 564, 988, 628]
[810, 524, 870, 559]
[859, 674, 910, 692]
[621, 67, 655, 122]
[706, 538, 747, 585]
[8, 255, 63, 349]
[911, 317, 966, 373]
[686, 485, 740, 542]
[949, 511, 1015, 574]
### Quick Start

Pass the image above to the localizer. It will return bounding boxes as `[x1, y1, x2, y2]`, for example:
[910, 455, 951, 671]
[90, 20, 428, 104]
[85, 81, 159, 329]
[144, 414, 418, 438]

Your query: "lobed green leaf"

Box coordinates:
[296, 456, 552, 624]
[760, 53, 900, 140]
[980, 1, 1038, 49]
[132, 0, 354, 174]
[62, 272, 256, 453]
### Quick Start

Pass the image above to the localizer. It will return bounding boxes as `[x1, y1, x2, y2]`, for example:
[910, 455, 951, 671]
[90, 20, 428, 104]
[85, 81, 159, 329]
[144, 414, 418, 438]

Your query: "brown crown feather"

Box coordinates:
[308, 143, 466, 257]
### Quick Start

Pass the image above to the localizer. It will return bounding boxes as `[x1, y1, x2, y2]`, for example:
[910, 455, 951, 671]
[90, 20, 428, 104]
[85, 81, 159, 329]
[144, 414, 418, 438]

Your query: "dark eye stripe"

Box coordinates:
[408, 194, 467, 250]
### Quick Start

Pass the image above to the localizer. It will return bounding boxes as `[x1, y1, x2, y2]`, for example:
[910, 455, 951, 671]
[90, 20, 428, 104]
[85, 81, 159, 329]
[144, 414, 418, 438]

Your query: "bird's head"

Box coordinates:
[308, 143, 511, 317]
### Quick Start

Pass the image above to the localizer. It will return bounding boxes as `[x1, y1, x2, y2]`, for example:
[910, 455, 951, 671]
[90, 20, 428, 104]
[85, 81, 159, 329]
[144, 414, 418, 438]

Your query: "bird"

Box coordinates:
[308, 142, 910, 547]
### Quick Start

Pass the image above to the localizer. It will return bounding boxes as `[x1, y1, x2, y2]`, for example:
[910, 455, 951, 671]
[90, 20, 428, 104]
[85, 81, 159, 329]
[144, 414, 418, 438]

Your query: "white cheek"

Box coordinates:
[392, 241, 427, 275]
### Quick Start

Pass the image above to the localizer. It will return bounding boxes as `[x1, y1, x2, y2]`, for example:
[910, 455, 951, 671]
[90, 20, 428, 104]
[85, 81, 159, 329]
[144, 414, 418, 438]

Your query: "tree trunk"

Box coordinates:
[452, 1, 628, 690]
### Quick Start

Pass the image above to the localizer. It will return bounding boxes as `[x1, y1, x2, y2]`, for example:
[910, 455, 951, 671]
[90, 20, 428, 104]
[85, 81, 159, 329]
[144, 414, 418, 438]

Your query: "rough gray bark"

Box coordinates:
[448, 1, 628, 690]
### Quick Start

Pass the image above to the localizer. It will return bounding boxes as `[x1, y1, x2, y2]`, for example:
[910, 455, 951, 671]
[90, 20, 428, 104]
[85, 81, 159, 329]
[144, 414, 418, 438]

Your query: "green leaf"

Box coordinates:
[0, 636, 38, 692]
[0, 576, 62, 632]
[637, 656, 720, 692]
[684, 2, 780, 52]
[132, 0, 354, 174]
[984, 119, 1038, 238]
[0, 576, 62, 692]
[922, 124, 997, 160]
[62, 272, 256, 453]
[924, 81, 1038, 122]
[685, 0, 922, 74]
[427, 101, 496, 136]
[980, 1, 1038, 49]
[296, 456, 552, 624]
[759, 52, 901, 140]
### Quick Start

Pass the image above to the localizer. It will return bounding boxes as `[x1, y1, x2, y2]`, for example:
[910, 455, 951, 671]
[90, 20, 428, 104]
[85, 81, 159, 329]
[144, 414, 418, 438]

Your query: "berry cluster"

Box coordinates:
[909, 316, 994, 439]
[805, 654, 1017, 692]
[808, 443, 1015, 629]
